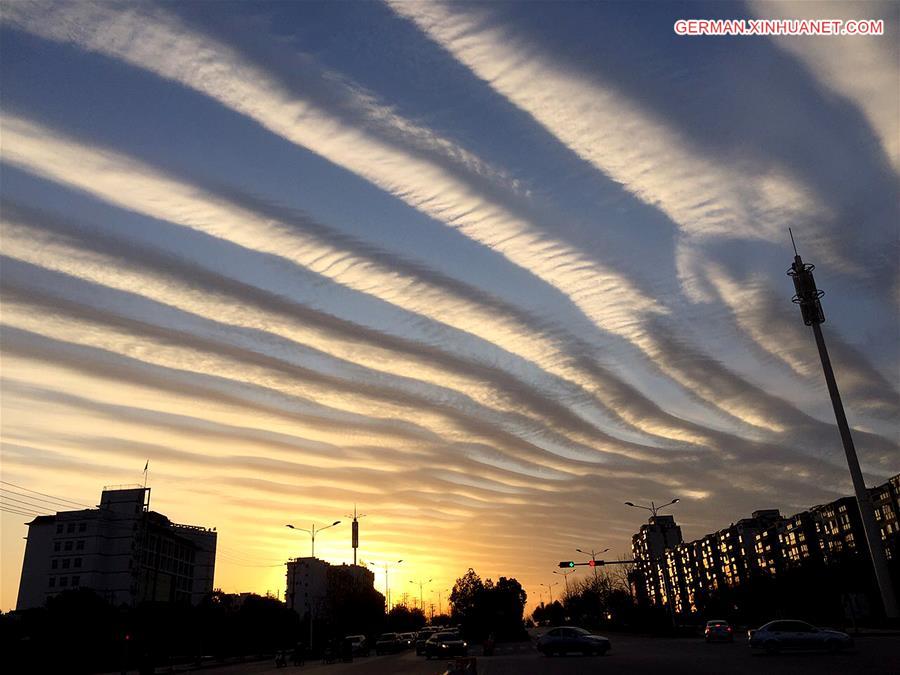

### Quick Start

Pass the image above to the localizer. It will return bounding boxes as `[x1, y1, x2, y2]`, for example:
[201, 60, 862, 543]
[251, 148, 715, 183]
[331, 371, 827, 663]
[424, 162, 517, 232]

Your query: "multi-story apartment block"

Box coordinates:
[285, 558, 375, 620]
[630, 515, 682, 607]
[870, 475, 900, 561]
[629, 474, 899, 617]
[16, 486, 216, 610]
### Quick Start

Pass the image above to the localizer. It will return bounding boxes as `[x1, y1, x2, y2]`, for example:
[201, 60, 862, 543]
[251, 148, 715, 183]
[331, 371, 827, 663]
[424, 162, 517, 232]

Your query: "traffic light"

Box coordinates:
[588, 559, 605, 567]
[558, 561, 575, 568]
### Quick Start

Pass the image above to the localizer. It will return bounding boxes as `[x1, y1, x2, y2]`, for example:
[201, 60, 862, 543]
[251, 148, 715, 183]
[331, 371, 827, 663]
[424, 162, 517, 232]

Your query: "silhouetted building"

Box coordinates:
[16, 486, 216, 609]
[629, 473, 899, 618]
[870, 475, 899, 562]
[630, 515, 682, 607]
[285, 557, 375, 620]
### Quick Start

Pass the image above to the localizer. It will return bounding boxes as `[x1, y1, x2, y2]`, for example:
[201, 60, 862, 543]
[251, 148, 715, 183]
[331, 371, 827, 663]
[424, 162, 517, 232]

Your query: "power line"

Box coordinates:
[0, 497, 42, 513]
[0, 494, 54, 513]
[0, 506, 41, 518]
[0, 480, 92, 509]
[0, 487, 89, 512]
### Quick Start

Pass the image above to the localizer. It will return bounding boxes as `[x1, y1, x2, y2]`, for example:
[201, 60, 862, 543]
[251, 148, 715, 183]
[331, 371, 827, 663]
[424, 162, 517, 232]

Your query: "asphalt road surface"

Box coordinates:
[200, 633, 900, 675]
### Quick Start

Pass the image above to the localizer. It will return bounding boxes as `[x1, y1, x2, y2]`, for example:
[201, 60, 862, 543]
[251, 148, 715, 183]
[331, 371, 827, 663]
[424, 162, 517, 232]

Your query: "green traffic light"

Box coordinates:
[558, 561, 575, 568]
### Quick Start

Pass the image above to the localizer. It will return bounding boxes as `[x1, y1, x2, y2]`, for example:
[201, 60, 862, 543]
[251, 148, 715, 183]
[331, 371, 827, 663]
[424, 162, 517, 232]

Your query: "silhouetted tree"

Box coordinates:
[449, 569, 527, 641]
[386, 604, 426, 632]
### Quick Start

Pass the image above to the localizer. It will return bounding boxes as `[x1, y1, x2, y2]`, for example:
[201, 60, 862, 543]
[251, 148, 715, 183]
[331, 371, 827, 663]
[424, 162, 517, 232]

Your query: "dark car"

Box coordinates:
[374, 632, 402, 655]
[536, 626, 611, 656]
[425, 631, 468, 659]
[749, 620, 853, 654]
[416, 627, 437, 655]
[398, 632, 416, 649]
[704, 619, 734, 643]
[344, 634, 369, 656]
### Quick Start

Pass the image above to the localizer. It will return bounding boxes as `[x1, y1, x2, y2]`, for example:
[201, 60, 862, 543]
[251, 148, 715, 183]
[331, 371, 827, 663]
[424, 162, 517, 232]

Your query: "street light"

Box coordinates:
[362, 559, 403, 611]
[624, 498, 680, 627]
[409, 578, 433, 614]
[286, 520, 341, 558]
[576, 547, 610, 579]
[553, 569, 575, 595]
[540, 581, 559, 605]
[623, 498, 679, 517]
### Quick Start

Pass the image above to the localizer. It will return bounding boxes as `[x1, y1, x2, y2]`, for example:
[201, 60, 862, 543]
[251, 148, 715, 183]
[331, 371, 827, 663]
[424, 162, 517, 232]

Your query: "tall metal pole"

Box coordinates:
[788, 239, 898, 619]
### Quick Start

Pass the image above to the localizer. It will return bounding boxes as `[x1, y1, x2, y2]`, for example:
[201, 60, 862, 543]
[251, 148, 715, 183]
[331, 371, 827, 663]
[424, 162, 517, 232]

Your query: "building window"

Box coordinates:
[67, 523, 76, 533]
[51, 559, 58, 570]
[62, 559, 70, 569]
[74, 558, 82, 568]
[49, 578, 56, 588]
[76, 541, 85, 551]
[59, 577, 68, 587]
[78, 523, 87, 532]
[64, 541, 73, 551]
[56, 524, 63, 534]
[54, 542, 61, 552]
[71, 576, 80, 587]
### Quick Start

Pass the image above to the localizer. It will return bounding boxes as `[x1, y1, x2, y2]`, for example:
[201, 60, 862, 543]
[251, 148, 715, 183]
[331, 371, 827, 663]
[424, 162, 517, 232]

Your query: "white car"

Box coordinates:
[749, 620, 853, 654]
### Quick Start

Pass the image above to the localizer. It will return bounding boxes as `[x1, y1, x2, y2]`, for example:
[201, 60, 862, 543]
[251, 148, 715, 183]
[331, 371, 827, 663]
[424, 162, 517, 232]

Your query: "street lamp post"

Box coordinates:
[623, 498, 680, 518]
[363, 559, 403, 611]
[286, 520, 342, 558]
[409, 578, 432, 615]
[576, 546, 610, 579]
[553, 569, 575, 595]
[540, 581, 559, 605]
[624, 498, 679, 627]
[285, 520, 341, 652]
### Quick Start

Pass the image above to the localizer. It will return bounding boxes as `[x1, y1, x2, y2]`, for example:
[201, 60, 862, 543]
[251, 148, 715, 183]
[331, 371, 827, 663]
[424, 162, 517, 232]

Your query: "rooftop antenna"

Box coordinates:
[786, 230, 898, 619]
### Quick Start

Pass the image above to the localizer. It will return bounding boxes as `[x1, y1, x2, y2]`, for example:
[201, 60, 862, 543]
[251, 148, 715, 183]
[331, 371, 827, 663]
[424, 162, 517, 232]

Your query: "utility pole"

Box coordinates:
[554, 568, 575, 595]
[409, 578, 432, 614]
[787, 230, 898, 619]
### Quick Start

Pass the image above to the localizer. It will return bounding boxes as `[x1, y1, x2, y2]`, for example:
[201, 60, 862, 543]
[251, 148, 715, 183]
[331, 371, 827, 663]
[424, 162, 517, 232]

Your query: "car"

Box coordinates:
[704, 619, 734, 642]
[424, 631, 469, 659]
[399, 631, 416, 649]
[374, 632, 402, 655]
[344, 634, 369, 656]
[748, 620, 853, 654]
[416, 627, 438, 655]
[536, 626, 611, 656]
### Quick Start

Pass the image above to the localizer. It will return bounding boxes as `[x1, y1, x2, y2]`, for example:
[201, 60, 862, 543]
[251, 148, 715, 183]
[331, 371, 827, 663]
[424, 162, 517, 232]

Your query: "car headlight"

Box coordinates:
[441, 644, 448, 648]
[462, 642, 467, 647]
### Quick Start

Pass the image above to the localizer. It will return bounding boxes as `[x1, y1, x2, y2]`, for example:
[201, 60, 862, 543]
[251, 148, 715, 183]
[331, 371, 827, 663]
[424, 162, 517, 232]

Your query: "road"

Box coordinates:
[199, 633, 900, 675]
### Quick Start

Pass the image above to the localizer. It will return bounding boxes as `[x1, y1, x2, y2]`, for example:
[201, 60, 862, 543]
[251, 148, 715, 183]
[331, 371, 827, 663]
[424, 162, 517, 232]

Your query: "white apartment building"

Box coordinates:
[16, 485, 216, 609]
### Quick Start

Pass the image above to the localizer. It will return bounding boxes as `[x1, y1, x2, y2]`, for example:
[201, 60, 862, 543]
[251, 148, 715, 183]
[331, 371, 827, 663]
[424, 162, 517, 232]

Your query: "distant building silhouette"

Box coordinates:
[285, 557, 375, 618]
[630, 474, 899, 618]
[630, 514, 682, 607]
[16, 485, 216, 610]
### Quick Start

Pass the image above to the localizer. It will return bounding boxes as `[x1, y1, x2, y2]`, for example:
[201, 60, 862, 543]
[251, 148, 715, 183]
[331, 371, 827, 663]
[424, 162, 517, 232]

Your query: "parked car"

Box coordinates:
[416, 627, 438, 655]
[374, 632, 403, 655]
[344, 634, 369, 656]
[536, 626, 611, 656]
[425, 631, 469, 659]
[748, 620, 853, 654]
[399, 632, 416, 649]
[704, 619, 734, 643]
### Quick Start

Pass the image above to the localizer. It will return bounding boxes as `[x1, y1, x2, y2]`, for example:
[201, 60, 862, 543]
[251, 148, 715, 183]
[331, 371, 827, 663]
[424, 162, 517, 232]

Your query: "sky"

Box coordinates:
[0, 0, 898, 614]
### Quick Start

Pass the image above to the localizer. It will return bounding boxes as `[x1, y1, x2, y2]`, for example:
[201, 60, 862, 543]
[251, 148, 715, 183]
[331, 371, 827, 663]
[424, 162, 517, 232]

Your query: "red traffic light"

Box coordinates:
[588, 560, 605, 567]
[558, 561, 575, 568]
